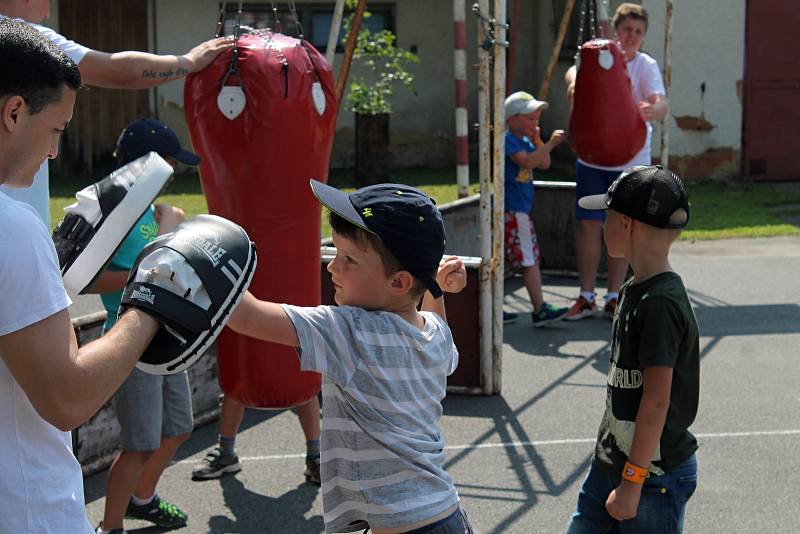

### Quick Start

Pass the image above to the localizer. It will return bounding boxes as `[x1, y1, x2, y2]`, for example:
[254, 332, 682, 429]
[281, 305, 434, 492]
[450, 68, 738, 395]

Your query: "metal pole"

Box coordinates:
[661, 0, 674, 169]
[539, 0, 577, 100]
[477, 0, 494, 395]
[454, 0, 470, 198]
[326, 0, 346, 66]
[491, 0, 507, 395]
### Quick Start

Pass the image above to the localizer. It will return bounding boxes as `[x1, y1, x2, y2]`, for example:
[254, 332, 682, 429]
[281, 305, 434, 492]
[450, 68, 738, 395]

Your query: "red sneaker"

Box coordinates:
[564, 296, 597, 321]
[603, 298, 618, 319]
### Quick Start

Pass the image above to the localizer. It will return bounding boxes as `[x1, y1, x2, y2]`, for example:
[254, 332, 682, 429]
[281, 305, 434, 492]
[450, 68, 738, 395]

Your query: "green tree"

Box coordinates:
[342, 1, 420, 115]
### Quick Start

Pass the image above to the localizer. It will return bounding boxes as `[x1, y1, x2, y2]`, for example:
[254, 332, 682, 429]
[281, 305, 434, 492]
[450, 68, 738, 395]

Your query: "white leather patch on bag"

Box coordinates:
[217, 86, 246, 120]
[312, 82, 326, 116]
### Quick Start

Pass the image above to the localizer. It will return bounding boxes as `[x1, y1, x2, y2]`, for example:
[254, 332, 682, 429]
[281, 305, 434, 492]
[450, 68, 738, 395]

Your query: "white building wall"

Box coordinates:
[644, 0, 745, 157]
[148, 0, 745, 169]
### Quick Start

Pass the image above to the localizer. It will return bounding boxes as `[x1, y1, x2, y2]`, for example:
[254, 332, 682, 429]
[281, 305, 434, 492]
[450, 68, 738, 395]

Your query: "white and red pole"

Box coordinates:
[454, 0, 469, 198]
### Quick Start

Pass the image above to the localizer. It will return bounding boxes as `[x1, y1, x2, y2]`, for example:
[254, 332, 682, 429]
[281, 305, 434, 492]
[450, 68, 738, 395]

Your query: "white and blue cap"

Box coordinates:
[310, 180, 447, 298]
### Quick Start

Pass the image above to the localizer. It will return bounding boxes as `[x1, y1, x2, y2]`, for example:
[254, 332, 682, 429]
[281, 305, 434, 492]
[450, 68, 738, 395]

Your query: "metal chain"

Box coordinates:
[575, 0, 587, 64]
[287, 0, 304, 40]
[270, 0, 283, 34]
[588, 0, 596, 40]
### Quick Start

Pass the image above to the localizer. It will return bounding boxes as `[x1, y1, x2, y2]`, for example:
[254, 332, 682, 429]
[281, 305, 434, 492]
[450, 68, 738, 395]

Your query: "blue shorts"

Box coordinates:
[574, 162, 623, 221]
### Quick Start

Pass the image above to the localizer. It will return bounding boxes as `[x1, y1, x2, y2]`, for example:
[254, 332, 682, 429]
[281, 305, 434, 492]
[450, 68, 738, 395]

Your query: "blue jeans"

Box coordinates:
[565, 455, 698, 534]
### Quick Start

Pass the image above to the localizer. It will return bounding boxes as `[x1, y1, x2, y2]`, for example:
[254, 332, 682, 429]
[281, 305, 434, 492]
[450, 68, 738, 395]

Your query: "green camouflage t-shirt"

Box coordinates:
[594, 271, 700, 476]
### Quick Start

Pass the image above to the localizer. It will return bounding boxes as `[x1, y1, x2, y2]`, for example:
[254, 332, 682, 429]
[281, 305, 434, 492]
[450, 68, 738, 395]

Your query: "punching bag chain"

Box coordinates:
[271, 0, 283, 34]
[287, 1, 305, 40]
[574, 0, 587, 65]
[588, 0, 596, 40]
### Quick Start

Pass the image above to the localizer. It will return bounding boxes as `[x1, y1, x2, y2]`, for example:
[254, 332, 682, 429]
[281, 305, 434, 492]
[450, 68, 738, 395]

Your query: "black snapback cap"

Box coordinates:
[578, 165, 690, 229]
[310, 180, 447, 298]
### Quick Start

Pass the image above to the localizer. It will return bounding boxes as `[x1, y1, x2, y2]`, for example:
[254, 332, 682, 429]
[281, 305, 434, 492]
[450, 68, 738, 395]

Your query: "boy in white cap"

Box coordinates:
[503, 91, 568, 326]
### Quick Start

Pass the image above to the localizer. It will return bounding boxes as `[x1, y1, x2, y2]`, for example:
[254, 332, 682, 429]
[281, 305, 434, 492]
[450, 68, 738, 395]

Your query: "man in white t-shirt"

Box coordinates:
[0, 19, 174, 533]
[0, 0, 232, 228]
[563, 2, 669, 321]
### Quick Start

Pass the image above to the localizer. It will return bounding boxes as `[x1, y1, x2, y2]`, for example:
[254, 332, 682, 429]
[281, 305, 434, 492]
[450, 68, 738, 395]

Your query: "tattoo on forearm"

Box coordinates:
[141, 66, 189, 80]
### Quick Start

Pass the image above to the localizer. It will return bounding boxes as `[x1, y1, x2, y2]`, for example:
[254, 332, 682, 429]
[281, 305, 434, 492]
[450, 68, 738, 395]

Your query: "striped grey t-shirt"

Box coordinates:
[281, 304, 461, 533]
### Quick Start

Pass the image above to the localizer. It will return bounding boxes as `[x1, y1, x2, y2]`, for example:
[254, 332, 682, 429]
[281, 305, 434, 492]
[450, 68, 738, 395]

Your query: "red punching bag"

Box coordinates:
[184, 31, 336, 407]
[568, 39, 646, 167]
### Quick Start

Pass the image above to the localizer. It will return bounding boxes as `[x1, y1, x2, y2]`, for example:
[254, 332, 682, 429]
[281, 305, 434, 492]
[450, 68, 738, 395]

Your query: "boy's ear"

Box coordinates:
[389, 270, 415, 295]
[1, 96, 25, 132]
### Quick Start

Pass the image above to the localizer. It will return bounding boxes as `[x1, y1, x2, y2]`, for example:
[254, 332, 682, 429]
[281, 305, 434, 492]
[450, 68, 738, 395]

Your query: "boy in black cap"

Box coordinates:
[227, 181, 474, 533]
[88, 118, 195, 534]
[565, 165, 699, 533]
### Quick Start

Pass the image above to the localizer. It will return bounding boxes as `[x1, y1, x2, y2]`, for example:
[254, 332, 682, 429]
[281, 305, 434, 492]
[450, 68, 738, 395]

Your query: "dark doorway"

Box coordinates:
[742, 0, 800, 181]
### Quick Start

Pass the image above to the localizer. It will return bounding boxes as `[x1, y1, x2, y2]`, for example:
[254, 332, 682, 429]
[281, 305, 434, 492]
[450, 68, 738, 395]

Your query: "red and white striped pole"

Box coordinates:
[454, 0, 469, 198]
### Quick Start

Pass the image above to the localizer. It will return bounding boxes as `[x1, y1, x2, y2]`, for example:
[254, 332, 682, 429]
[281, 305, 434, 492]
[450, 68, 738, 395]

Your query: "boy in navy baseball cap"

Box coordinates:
[225, 181, 474, 533]
[115, 118, 200, 167]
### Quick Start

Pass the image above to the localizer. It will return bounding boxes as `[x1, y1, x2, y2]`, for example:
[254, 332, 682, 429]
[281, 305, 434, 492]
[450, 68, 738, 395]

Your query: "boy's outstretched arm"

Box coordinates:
[511, 129, 565, 171]
[421, 256, 467, 322]
[228, 291, 300, 347]
[605, 365, 673, 521]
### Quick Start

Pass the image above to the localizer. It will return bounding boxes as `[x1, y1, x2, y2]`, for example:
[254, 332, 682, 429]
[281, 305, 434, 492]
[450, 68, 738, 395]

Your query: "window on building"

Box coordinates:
[220, 3, 394, 53]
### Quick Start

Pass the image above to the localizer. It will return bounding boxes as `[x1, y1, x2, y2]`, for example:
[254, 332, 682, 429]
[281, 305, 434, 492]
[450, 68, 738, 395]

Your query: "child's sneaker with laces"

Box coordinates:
[192, 446, 242, 480]
[532, 302, 568, 327]
[124, 494, 187, 528]
[564, 296, 597, 321]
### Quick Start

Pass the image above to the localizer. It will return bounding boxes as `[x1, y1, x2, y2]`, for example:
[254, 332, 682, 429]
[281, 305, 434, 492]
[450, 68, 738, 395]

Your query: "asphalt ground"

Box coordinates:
[83, 236, 800, 533]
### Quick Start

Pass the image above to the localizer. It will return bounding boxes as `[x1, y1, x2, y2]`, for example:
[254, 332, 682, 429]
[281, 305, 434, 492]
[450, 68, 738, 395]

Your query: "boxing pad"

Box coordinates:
[53, 152, 173, 294]
[568, 39, 647, 167]
[119, 214, 257, 375]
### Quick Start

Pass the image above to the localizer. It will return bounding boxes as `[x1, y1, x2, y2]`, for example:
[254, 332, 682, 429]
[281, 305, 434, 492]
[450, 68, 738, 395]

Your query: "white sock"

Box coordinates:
[96, 526, 119, 534]
[605, 292, 619, 302]
[131, 493, 155, 506]
[580, 291, 596, 303]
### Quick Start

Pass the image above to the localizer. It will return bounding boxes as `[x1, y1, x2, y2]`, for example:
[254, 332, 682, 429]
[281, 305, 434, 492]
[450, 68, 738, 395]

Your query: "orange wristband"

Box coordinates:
[621, 461, 648, 484]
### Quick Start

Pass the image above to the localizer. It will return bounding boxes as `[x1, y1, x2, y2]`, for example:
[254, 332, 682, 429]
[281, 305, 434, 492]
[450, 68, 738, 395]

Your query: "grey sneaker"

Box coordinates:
[191, 447, 242, 480]
[305, 454, 321, 485]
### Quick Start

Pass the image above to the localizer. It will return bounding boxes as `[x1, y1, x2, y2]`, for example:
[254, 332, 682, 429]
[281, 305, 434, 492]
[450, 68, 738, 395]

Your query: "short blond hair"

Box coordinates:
[613, 3, 649, 30]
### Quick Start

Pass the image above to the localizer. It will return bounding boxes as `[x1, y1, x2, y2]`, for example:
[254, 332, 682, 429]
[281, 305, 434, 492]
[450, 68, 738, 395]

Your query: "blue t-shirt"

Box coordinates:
[504, 131, 536, 213]
[101, 206, 159, 330]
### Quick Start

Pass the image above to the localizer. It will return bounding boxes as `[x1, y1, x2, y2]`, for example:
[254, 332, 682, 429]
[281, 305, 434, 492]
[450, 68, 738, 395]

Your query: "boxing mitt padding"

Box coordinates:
[120, 214, 257, 375]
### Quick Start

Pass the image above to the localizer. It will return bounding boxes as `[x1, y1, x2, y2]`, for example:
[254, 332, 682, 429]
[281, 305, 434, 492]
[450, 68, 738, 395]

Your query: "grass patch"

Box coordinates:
[49, 167, 800, 241]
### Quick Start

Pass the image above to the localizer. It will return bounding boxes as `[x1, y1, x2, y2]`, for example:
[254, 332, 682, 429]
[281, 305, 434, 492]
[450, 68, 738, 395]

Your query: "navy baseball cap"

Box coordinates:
[578, 165, 690, 229]
[116, 118, 200, 166]
[310, 180, 447, 298]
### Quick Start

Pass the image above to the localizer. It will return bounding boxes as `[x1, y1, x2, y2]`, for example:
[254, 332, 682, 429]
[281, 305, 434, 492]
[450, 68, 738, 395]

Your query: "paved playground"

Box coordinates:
[83, 236, 800, 533]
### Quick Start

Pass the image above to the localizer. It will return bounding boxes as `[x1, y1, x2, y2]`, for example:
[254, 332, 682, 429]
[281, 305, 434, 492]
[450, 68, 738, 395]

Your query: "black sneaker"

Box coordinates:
[191, 447, 242, 480]
[305, 454, 321, 485]
[124, 494, 187, 529]
[503, 311, 518, 324]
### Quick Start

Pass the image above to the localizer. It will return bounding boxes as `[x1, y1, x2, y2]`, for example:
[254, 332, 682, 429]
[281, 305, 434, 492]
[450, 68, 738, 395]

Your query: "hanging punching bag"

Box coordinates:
[568, 39, 646, 167]
[184, 31, 336, 408]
